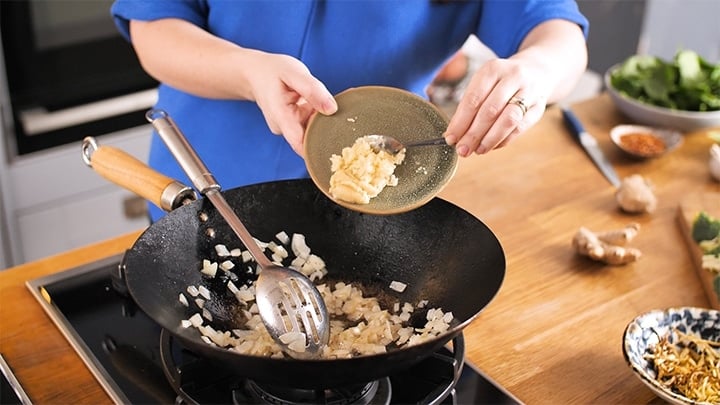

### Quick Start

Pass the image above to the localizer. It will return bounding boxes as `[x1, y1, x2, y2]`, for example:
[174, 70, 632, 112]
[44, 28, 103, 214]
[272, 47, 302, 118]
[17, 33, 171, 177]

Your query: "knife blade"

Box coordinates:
[562, 108, 621, 188]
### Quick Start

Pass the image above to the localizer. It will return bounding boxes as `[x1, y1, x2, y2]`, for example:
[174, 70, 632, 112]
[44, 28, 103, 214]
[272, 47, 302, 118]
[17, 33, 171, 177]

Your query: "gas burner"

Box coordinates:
[241, 378, 390, 405]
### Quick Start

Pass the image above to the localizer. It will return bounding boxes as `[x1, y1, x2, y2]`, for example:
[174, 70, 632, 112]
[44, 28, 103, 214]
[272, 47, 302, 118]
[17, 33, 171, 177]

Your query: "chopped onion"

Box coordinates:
[253, 238, 268, 250]
[198, 285, 211, 300]
[389, 280, 407, 293]
[235, 286, 255, 303]
[188, 313, 203, 327]
[275, 231, 290, 245]
[214, 244, 231, 257]
[279, 331, 306, 353]
[279, 331, 305, 345]
[178, 293, 189, 307]
[201, 260, 218, 277]
[291, 233, 311, 259]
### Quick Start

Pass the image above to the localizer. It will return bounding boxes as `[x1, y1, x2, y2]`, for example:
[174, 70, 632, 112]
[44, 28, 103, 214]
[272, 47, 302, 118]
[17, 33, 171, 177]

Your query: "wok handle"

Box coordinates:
[81, 137, 196, 212]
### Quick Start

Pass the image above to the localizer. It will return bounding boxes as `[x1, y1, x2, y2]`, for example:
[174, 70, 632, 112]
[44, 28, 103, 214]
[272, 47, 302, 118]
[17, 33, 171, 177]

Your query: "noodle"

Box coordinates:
[644, 328, 720, 403]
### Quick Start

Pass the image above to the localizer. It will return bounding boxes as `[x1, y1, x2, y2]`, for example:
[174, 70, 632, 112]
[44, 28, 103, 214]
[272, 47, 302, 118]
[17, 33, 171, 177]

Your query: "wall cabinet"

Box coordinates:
[3, 125, 152, 266]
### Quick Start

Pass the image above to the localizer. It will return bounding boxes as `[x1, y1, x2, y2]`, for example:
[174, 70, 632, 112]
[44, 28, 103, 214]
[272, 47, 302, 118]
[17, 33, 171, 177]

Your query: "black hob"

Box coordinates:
[27, 253, 520, 405]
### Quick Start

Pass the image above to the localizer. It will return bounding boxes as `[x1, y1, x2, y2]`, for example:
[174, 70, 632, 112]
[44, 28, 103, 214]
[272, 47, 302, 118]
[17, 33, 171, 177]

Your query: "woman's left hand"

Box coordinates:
[443, 56, 549, 157]
[443, 19, 588, 157]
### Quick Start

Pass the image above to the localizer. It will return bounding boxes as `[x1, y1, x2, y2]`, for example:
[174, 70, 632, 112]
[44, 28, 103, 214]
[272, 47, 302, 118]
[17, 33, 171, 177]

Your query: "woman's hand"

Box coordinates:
[444, 19, 587, 157]
[129, 19, 336, 157]
[243, 51, 337, 157]
[444, 56, 549, 157]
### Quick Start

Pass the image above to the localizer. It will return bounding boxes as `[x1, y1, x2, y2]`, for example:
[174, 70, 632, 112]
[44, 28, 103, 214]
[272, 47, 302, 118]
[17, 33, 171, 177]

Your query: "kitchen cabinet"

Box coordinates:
[0, 177, 8, 270]
[1, 125, 151, 266]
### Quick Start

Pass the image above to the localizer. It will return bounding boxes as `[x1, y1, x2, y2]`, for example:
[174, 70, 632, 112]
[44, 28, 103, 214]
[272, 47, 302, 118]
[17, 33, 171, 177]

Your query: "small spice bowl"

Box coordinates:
[610, 124, 683, 159]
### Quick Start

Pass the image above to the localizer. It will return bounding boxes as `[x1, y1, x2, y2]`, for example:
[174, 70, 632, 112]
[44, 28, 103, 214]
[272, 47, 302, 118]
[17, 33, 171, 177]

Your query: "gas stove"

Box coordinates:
[27, 253, 519, 404]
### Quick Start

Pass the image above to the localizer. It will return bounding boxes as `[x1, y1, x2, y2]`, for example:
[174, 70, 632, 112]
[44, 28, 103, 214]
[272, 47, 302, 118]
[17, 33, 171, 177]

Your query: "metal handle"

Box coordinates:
[20, 89, 157, 136]
[407, 137, 449, 148]
[145, 109, 273, 268]
[145, 109, 219, 195]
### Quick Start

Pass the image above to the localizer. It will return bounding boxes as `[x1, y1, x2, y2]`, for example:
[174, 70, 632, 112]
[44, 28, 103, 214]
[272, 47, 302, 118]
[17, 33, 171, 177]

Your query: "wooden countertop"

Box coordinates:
[1, 94, 718, 404]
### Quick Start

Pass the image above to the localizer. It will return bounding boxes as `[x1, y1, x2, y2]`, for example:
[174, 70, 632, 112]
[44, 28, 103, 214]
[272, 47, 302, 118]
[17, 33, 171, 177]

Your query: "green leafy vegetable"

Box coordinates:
[692, 211, 720, 273]
[610, 50, 720, 112]
[692, 211, 720, 243]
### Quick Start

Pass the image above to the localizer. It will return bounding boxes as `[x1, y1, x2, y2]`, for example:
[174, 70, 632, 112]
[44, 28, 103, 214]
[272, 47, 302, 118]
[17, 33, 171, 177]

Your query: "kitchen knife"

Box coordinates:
[562, 108, 621, 188]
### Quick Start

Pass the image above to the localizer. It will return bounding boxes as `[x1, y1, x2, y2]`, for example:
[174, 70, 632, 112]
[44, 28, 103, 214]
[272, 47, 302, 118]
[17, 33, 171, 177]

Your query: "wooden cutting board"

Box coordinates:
[677, 192, 720, 309]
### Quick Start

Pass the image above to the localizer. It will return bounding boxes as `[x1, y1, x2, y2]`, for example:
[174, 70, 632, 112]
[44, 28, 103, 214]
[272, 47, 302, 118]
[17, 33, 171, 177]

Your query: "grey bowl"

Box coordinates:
[605, 65, 720, 133]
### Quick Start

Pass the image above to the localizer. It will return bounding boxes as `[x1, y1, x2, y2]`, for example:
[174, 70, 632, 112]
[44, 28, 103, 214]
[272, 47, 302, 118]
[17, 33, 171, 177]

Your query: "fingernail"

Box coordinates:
[476, 144, 488, 154]
[444, 134, 456, 145]
[456, 144, 469, 157]
[322, 97, 338, 115]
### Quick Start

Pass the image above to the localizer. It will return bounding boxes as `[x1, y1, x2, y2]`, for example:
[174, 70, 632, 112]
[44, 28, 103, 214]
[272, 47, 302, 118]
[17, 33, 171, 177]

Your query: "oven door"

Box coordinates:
[0, 0, 158, 155]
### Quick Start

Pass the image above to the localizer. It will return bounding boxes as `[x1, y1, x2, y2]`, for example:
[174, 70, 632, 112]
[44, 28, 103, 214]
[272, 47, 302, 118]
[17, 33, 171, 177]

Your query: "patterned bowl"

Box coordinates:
[622, 307, 720, 404]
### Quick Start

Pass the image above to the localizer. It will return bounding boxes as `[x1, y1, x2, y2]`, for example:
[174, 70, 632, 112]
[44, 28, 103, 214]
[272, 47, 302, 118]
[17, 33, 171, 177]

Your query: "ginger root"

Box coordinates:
[572, 223, 642, 265]
[615, 174, 657, 214]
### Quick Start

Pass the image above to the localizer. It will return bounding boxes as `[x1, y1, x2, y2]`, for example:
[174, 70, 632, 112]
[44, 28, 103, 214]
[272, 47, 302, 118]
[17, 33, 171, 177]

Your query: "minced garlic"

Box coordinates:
[329, 136, 405, 204]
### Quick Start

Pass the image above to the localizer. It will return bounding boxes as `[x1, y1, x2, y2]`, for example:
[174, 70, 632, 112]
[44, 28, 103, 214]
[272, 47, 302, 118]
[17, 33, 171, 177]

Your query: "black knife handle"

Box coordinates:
[561, 108, 584, 140]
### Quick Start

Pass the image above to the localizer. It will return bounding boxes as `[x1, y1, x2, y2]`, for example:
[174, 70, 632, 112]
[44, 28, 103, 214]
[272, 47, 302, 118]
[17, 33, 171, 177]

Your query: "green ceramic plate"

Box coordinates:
[304, 86, 458, 215]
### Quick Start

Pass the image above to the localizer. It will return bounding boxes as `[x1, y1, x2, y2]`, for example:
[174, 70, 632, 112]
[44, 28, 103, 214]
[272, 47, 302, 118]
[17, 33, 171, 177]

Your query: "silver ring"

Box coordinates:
[507, 96, 528, 116]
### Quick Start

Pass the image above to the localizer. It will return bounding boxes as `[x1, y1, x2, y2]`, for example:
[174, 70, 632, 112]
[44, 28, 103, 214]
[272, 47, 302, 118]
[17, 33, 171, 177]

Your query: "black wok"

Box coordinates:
[84, 141, 505, 389]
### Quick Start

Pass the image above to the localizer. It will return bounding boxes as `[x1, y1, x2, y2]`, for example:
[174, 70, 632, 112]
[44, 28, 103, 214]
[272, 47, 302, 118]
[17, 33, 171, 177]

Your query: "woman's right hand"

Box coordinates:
[243, 50, 337, 157]
[129, 18, 336, 157]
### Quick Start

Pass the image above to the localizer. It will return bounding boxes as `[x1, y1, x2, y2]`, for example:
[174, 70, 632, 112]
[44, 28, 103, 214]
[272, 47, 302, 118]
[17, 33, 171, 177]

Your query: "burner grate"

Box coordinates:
[158, 328, 464, 405]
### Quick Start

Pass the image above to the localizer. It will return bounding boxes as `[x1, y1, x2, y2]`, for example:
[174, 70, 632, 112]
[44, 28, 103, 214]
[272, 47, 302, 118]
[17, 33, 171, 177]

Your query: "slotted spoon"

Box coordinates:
[145, 109, 329, 359]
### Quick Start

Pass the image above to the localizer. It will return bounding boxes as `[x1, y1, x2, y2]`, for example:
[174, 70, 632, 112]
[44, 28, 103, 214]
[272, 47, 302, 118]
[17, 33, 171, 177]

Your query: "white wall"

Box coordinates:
[639, 0, 720, 62]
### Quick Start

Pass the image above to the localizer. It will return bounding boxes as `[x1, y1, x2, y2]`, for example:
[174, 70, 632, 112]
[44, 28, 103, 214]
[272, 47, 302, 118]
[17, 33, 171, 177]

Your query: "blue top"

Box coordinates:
[111, 0, 588, 221]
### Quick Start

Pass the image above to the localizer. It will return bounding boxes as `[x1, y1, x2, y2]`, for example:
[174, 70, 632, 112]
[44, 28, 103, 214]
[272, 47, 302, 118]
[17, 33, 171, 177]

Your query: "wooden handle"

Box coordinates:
[90, 145, 175, 209]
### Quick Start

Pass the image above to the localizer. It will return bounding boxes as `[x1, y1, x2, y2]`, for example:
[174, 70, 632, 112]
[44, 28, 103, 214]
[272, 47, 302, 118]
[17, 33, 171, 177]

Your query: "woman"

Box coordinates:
[111, 1, 589, 221]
